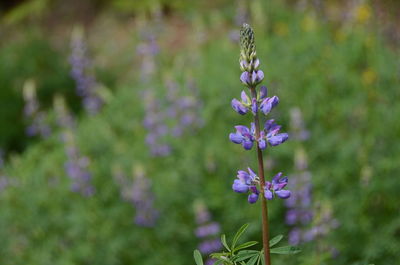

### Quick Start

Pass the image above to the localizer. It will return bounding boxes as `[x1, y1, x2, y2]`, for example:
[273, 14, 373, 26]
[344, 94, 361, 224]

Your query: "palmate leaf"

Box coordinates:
[246, 254, 259, 265]
[269, 235, 283, 247]
[234, 241, 258, 252]
[221, 234, 231, 251]
[193, 250, 204, 265]
[232, 223, 249, 249]
[270, 245, 301, 255]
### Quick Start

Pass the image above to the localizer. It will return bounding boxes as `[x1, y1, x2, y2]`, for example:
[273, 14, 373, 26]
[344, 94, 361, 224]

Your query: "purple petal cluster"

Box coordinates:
[54, 97, 94, 196]
[194, 202, 222, 264]
[232, 168, 260, 203]
[231, 87, 279, 116]
[264, 172, 291, 200]
[232, 168, 290, 203]
[69, 28, 103, 115]
[229, 120, 288, 151]
[114, 169, 159, 227]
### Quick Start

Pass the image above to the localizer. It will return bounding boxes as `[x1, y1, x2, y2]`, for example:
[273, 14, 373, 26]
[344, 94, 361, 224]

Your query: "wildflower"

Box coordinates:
[232, 167, 258, 193]
[262, 119, 289, 147]
[259, 95, 279, 115]
[264, 172, 291, 200]
[232, 168, 261, 204]
[229, 124, 255, 150]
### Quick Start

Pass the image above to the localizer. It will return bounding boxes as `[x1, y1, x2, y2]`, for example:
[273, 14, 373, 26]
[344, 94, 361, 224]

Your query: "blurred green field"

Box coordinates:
[0, 1, 400, 265]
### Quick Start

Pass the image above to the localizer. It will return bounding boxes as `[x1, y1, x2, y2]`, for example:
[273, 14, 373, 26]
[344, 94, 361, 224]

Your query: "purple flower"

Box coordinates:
[263, 119, 289, 147]
[229, 124, 255, 150]
[232, 168, 257, 193]
[231, 90, 251, 115]
[248, 189, 259, 204]
[240, 70, 264, 86]
[260, 96, 279, 115]
[232, 168, 260, 204]
[264, 172, 291, 200]
[231, 99, 248, 115]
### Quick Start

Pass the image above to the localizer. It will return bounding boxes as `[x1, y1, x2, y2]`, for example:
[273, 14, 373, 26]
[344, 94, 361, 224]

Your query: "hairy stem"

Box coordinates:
[250, 87, 271, 265]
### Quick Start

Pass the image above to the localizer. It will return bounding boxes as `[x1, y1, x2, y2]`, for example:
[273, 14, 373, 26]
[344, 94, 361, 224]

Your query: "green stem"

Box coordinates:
[250, 87, 271, 265]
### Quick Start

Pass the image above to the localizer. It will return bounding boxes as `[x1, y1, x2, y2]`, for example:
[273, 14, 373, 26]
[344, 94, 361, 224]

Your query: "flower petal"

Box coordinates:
[242, 140, 253, 150]
[229, 133, 243, 144]
[241, 91, 250, 104]
[259, 86, 268, 100]
[248, 193, 259, 204]
[232, 179, 249, 193]
[240, 72, 250, 85]
[264, 189, 274, 200]
[268, 133, 289, 146]
[231, 99, 248, 115]
[275, 189, 291, 199]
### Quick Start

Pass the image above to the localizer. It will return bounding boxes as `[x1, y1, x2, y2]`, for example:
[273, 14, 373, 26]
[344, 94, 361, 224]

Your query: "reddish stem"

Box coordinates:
[250, 87, 271, 265]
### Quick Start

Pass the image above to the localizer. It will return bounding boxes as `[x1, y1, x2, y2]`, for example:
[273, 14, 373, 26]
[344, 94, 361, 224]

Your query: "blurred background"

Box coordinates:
[0, 0, 399, 264]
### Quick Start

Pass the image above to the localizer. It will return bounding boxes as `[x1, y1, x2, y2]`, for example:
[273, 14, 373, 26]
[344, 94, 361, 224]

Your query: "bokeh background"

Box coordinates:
[1, 0, 400, 264]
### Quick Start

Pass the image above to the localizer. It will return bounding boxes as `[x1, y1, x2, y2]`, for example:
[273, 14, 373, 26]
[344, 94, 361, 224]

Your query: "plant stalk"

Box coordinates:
[250, 87, 271, 265]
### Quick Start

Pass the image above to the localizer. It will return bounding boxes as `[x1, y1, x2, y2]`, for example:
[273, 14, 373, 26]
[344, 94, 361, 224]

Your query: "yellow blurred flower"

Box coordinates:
[301, 15, 316, 32]
[274, 22, 289, 37]
[355, 4, 371, 24]
[362, 68, 377, 86]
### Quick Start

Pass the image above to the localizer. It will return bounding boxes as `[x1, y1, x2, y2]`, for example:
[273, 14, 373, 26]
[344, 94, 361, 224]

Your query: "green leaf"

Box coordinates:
[193, 250, 204, 265]
[221, 234, 231, 251]
[210, 252, 228, 258]
[246, 254, 259, 265]
[234, 241, 258, 252]
[270, 246, 301, 255]
[234, 251, 259, 262]
[232, 224, 249, 249]
[269, 235, 283, 247]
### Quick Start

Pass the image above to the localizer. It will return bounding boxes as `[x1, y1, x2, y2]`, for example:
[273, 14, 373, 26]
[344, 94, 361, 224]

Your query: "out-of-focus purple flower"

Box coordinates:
[288, 228, 301, 245]
[54, 96, 94, 197]
[195, 222, 221, 238]
[290, 107, 310, 141]
[194, 201, 222, 260]
[198, 239, 223, 255]
[0, 176, 8, 192]
[69, 27, 103, 115]
[114, 167, 159, 227]
[229, 124, 255, 150]
[264, 172, 291, 200]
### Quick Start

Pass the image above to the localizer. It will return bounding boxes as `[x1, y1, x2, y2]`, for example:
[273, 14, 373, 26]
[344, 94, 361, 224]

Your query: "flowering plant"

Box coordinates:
[194, 24, 300, 265]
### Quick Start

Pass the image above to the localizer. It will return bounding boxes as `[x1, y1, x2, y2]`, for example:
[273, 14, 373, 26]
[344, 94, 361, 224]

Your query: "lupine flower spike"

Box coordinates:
[229, 24, 291, 265]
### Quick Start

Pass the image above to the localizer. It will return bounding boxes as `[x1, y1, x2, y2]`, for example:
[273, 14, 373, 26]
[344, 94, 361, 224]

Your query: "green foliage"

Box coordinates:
[203, 224, 298, 265]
